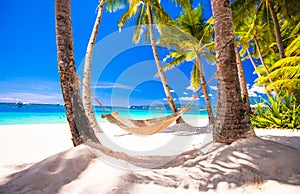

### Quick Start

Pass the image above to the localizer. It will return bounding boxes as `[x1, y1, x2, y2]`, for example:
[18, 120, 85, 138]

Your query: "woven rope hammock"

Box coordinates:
[61, 60, 222, 136]
[101, 107, 189, 135]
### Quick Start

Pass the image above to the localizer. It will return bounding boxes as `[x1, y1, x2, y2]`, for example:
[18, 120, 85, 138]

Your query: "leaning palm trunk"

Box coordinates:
[146, 3, 184, 123]
[268, 1, 285, 59]
[246, 49, 261, 77]
[253, 36, 280, 99]
[55, 0, 100, 146]
[196, 54, 214, 124]
[83, 0, 105, 133]
[234, 42, 251, 114]
[210, 0, 255, 143]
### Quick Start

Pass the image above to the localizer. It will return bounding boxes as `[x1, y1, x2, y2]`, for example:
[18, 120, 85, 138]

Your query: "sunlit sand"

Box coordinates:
[0, 123, 299, 193]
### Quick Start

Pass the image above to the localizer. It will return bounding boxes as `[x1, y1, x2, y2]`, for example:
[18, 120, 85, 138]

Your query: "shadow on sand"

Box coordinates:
[0, 135, 299, 193]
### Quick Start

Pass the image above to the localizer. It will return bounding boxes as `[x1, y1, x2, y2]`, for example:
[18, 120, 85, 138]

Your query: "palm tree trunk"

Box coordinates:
[196, 54, 214, 125]
[210, 0, 255, 143]
[246, 49, 261, 77]
[146, 3, 184, 123]
[268, 1, 285, 59]
[234, 42, 251, 114]
[55, 0, 100, 146]
[253, 36, 280, 99]
[83, 0, 105, 133]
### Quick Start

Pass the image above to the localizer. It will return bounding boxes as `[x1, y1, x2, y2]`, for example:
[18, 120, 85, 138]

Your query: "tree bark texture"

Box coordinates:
[211, 0, 255, 143]
[268, 1, 285, 59]
[55, 0, 100, 145]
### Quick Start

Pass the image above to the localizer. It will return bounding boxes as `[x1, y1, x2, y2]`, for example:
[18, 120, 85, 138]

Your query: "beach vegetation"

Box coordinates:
[232, 0, 300, 129]
[232, 0, 294, 60]
[251, 92, 300, 129]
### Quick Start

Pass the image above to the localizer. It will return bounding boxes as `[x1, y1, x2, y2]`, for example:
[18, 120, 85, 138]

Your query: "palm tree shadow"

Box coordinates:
[0, 146, 96, 193]
[1, 136, 299, 193]
[121, 137, 300, 192]
[161, 123, 212, 136]
[259, 135, 300, 149]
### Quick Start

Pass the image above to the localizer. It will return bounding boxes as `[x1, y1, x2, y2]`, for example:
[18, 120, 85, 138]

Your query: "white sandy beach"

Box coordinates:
[0, 123, 300, 193]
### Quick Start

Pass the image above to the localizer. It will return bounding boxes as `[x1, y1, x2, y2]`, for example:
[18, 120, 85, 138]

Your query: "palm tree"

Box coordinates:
[234, 42, 251, 114]
[83, 0, 105, 134]
[55, 0, 100, 146]
[233, 11, 280, 98]
[210, 0, 255, 143]
[158, 5, 215, 124]
[232, 0, 286, 59]
[118, 0, 184, 123]
[82, 0, 126, 133]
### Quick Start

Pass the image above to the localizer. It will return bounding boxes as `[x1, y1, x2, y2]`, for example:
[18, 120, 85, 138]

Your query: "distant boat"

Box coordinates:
[14, 102, 23, 108]
[13, 101, 30, 107]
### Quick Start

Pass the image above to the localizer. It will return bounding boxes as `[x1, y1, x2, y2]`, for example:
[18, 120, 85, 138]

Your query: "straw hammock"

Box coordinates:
[62, 59, 220, 136]
[101, 107, 189, 135]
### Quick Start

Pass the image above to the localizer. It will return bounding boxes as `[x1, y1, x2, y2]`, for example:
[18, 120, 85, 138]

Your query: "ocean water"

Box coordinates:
[0, 103, 210, 126]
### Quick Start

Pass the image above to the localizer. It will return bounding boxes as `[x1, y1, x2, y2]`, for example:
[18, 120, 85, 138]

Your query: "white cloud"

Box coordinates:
[170, 90, 175, 93]
[163, 98, 177, 101]
[186, 86, 194, 91]
[183, 92, 188, 95]
[0, 92, 63, 104]
[248, 85, 265, 97]
[200, 94, 213, 98]
[209, 86, 218, 90]
[93, 82, 140, 91]
[179, 96, 199, 101]
[0, 97, 16, 102]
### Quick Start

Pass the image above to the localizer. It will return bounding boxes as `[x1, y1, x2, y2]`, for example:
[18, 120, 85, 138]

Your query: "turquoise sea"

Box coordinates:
[0, 103, 210, 126]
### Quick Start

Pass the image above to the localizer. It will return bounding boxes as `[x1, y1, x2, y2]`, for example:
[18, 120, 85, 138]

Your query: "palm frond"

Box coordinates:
[106, 0, 127, 13]
[157, 24, 198, 52]
[154, 51, 186, 77]
[266, 79, 300, 92]
[270, 56, 300, 71]
[151, 1, 173, 26]
[269, 66, 300, 80]
[232, 0, 257, 23]
[118, 0, 142, 30]
[169, 0, 192, 8]
[285, 36, 300, 56]
[133, 4, 146, 43]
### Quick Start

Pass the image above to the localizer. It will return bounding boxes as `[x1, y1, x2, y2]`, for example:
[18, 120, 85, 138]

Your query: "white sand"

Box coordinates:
[0, 123, 299, 193]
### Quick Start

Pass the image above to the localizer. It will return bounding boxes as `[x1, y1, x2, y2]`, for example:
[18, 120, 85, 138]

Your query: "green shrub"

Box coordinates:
[250, 93, 300, 129]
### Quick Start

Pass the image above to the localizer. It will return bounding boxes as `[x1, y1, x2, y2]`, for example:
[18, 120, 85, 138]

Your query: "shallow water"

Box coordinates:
[0, 103, 211, 126]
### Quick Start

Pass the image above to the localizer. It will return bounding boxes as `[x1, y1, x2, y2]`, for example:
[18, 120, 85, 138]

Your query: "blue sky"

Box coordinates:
[0, 0, 262, 106]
